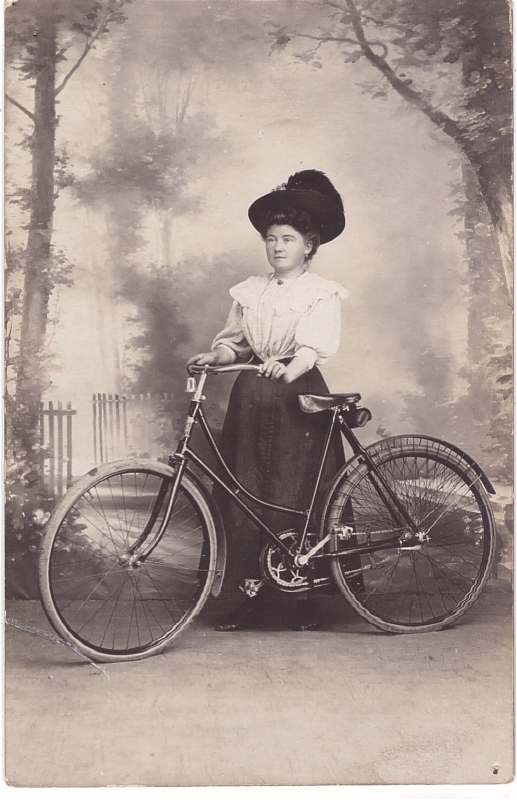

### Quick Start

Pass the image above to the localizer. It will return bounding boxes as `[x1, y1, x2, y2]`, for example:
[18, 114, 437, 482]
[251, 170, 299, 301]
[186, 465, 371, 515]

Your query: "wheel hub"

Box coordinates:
[119, 552, 142, 569]
[398, 530, 430, 551]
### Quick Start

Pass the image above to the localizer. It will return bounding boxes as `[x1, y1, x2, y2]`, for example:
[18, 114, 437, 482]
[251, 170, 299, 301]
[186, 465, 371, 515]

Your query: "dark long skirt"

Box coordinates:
[213, 366, 345, 592]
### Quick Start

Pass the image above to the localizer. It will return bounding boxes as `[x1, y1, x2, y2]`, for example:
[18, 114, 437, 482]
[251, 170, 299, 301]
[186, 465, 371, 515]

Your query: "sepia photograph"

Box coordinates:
[4, 0, 514, 788]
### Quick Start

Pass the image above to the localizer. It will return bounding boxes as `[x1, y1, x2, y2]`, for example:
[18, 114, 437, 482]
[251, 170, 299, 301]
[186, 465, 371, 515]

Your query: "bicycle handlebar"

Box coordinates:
[187, 363, 261, 376]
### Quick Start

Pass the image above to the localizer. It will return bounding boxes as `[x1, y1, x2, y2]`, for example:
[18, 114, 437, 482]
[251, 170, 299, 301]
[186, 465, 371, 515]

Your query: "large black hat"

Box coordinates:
[248, 170, 345, 244]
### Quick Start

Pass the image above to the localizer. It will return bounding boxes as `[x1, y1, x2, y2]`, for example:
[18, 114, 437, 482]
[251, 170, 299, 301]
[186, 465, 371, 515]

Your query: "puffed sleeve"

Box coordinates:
[211, 301, 254, 362]
[294, 293, 342, 369]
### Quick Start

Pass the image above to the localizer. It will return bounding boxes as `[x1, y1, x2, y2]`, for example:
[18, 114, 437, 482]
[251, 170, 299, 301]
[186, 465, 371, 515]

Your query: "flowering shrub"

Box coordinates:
[5, 394, 56, 599]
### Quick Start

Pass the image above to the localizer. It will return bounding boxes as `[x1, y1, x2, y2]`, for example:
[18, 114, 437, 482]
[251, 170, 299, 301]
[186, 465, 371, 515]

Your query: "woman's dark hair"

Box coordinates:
[259, 207, 321, 261]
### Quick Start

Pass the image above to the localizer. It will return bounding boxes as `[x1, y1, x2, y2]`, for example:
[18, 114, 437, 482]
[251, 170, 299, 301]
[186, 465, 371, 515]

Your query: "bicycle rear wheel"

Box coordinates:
[323, 437, 496, 633]
[39, 460, 217, 662]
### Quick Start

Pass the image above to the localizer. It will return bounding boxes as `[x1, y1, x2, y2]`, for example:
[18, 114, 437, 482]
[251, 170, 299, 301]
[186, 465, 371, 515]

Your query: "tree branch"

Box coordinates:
[321, 0, 512, 301]
[295, 32, 359, 47]
[5, 94, 35, 122]
[344, 0, 465, 144]
[364, 38, 388, 59]
[292, 30, 386, 59]
[177, 71, 196, 129]
[54, 36, 96, 96]
[302, 39, 325, 57]
[323, 0, 350, 12]
[323, 1, 413, 35]
[360, 12, 414, 35]
[54, 11, 113, 96]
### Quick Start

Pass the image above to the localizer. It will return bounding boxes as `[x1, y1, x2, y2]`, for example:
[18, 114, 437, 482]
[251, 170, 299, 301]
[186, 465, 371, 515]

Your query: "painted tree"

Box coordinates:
[73, 42, 223, 379]
[5, 0, 131, 422]
[71, 1, 269, 429]
[268, 0, 512, 299]
[268, 0, 512, 479]
[5, 0, 130, 597]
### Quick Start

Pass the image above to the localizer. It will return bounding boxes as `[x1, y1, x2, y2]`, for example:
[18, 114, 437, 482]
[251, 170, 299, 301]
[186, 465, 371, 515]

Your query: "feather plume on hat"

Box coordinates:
[248, 169, 345, 244]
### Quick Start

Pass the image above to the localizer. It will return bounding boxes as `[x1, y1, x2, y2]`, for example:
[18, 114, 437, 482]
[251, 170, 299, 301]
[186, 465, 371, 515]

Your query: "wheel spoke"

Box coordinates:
[328, 444, 493, 631]
[43, 468, 215, 658]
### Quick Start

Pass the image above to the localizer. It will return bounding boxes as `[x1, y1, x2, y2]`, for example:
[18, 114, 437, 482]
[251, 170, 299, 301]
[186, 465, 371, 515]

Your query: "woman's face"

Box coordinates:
[265, 225, 310, 275]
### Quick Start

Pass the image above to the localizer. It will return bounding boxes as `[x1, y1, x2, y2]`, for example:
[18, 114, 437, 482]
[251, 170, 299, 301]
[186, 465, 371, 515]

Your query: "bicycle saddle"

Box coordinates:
[298, 393, 361, 413]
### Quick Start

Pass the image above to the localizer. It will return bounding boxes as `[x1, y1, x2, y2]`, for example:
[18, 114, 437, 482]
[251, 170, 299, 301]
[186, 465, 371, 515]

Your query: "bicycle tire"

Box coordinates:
[322, 436, 496, 633]
[39, 459, 218, 662]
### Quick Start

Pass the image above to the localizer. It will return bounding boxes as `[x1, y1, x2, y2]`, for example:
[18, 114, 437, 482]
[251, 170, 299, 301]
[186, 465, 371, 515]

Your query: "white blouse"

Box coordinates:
[212, 271, 348, 370]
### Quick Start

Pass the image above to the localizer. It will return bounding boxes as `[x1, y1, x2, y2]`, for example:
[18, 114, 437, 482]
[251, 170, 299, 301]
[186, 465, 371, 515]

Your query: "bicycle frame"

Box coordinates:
[41, 364, 497, 657]
[132, 366, 420, 567]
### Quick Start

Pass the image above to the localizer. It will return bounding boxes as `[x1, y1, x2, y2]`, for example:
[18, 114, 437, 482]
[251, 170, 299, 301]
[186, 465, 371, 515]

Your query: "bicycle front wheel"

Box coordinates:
[323, 437, 496, 633]
[39, 460, 217, 662]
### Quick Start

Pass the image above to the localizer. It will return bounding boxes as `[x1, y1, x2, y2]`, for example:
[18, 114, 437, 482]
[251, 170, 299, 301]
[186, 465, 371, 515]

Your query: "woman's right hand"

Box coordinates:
[187, 351, 219, 367]
[187, 348, 236, 368]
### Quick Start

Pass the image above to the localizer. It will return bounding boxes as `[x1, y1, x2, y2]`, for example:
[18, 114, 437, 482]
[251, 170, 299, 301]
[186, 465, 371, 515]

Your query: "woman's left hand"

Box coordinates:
[259, 359, 290, 383]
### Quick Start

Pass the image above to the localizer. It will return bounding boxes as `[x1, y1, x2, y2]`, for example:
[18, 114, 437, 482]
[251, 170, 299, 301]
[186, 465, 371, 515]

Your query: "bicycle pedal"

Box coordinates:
[240, 578, 266, 597]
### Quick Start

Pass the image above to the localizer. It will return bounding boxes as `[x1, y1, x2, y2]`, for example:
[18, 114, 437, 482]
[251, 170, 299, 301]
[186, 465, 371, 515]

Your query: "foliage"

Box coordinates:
[71, 28, 231, 447]
[5, 0, 132, 597]
[74, 116, 211, 213]
[483, 341, 513, 482]
[54, 146, 76, 197]
[402, 156, 512, 482]
[267, 0, 511, 143]
[267, 0, 512, 480]
[6, 0, 131, 77]
[267, 0, 512, 297]
[115, 250, 249, 453]
[5, 242, 75, 362]
[4, 388, 57, 599]
[5, 242, 24, 364]
[5, 242, 62, 597]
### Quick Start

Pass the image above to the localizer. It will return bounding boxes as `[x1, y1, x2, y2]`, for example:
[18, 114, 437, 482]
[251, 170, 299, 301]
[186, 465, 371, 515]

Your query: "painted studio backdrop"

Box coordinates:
[5, 0, 512, 597]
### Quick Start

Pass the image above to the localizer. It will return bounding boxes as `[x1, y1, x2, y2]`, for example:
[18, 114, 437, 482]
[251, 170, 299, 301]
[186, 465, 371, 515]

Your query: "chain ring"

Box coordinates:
[260, 531, 331, 593]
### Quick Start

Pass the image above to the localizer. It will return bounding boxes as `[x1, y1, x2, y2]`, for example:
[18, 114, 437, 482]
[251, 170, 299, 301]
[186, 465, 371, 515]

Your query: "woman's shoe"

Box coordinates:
[215, 596, 265, 632]
[292, 598, 321, 631]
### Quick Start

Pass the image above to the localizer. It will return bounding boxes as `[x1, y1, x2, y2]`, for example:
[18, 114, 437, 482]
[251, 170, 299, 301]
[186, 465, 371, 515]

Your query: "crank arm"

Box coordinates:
[294, 533, 332, 567]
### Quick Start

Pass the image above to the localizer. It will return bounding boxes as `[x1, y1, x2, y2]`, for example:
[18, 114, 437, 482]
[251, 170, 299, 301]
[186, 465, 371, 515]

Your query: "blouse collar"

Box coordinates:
[230, 271, 348, 309]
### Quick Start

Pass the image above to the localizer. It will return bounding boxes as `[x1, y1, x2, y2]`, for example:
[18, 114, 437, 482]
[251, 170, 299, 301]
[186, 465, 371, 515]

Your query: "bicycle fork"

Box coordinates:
[124, 370, 209, 565]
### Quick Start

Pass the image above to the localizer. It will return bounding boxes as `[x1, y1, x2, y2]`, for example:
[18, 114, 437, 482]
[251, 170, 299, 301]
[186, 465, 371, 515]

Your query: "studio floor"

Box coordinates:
[5, 590, 514, 787]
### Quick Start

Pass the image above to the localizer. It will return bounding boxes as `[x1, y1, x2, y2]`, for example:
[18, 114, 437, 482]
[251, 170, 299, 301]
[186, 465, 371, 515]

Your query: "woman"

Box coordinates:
[188, 170, 349, 632]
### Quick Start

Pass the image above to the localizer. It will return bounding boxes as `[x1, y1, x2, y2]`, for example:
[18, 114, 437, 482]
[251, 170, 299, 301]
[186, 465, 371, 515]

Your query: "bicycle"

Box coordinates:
[39, 364, 497, 662]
